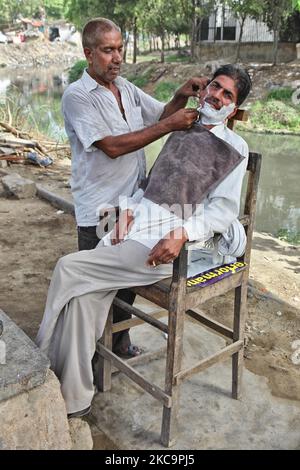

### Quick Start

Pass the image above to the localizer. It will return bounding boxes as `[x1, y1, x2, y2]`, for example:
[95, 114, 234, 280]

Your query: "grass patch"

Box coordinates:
[244, 87, 300, 133]
[165, 53, 190, 63]
[127, 75, 149, 88]
[276, 228, 300, 245]
[266, 87, 294, 101]
[154, 81, 179, 102]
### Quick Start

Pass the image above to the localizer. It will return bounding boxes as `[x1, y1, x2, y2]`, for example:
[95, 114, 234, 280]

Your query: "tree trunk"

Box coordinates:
[133, 16, 137, 64]
[272, 8, 281, 66]
[190, 0, 197, 59]
[236, 16, 245, 63]
[161, 31, 165, 63]
[167, 34, 171, 51]
[272, 28, 279, 65]
[148, 36, 152, 52]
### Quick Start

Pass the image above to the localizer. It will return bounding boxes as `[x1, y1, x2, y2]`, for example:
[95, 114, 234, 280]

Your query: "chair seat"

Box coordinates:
[132, 263, 248, 310]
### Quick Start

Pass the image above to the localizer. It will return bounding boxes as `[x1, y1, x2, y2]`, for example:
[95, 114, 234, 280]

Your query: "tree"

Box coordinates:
[226, 0, 263, 62]
[44, 0, 65, 19]
[64, 0, 138, 62]
[137, 0, 195, 62]
[63, 0, 116, 29]
[187, 0, 215, 61]
[262, 0, 295, 65]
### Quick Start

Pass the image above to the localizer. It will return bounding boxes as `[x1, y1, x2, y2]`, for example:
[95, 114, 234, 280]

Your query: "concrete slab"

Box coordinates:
[90, 309, 300, 450]
[1, 173, 36, 199]
[0, 309, 49, 402]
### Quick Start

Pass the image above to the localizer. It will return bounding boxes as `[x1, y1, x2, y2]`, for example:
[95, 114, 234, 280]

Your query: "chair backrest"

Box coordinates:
[227, 109, 249, 130]
[228, 109, 261, 264]
[240, 152, 262, 264]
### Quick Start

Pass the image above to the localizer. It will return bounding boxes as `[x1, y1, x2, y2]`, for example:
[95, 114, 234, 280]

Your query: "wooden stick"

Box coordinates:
[0, 121, 28, 139]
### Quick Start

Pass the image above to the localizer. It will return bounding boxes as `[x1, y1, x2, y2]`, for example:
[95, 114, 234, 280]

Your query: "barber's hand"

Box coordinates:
[147, 227, 188, 267]
[175, 77, 210, 100]
[166, 108, 199, 131]
[111, 209, 134, 245]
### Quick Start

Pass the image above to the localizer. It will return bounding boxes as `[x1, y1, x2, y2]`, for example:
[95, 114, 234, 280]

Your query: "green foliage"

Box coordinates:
[266, 87, 294, 100]
[127, 75, 149, 88]
[226, 0, 263, 21]
[153, 81, 178, 102]
[68, 59, 87, 83]
[277, 228, 300, 245]
[0, 0, 64, 24]
[165, 53, 190, 63]
[248, 91, 300, 132]
[44, 0, 64, 19]
[262, 0, 295, 32]
[126, 66, 154, 88]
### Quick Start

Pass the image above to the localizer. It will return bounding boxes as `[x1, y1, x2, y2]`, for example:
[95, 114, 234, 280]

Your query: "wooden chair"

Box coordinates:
[96, 113, 262, 447]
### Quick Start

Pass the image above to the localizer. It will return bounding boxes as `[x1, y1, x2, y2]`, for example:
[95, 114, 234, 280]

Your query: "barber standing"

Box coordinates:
[62, 17, 208, 358]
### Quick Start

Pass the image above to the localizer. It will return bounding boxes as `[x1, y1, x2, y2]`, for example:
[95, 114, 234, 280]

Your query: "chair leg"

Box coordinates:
[94, 306, 113, 392]
[160, 303, 185, 447]
[232, 277, 248, 399]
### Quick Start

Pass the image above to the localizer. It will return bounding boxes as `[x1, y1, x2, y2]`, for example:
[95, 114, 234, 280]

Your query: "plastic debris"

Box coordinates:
[26, 151, 53, 167]
[291, 340, 300, 365]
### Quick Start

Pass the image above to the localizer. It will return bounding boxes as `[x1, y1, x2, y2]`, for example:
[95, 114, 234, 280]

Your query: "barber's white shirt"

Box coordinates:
[103, 123, 248, 249]
[62, 70, 165, 226]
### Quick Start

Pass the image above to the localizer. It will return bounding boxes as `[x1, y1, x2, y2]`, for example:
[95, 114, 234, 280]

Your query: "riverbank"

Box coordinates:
[0, 38, 83, 68]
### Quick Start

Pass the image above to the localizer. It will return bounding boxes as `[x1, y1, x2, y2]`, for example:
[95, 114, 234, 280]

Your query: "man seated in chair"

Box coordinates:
[36, 64, 252, 418]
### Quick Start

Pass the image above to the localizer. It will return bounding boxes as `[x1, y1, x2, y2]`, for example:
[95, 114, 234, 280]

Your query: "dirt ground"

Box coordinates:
[0, 159, 299, 407]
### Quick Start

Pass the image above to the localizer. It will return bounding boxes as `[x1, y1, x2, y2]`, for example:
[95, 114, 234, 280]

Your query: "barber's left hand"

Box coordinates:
[147, 227, 188, 267]
[175, 77, 210, 100]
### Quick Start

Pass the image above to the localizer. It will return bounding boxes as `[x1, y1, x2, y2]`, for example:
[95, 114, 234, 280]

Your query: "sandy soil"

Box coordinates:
[0, 159, 299, 405]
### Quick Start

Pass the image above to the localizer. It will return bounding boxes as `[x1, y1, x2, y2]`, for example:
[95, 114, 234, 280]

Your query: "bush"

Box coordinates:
[68, 60, 87, 84]
[277, 228, 300, 245]
[266, 87, 294, 101]
[154, 81, 179, 102]
[249, 98, 300, 132]
[127, 75, 149, 88]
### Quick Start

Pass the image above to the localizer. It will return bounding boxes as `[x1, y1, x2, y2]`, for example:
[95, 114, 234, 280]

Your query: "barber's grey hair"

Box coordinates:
[82, 18, 121, 49]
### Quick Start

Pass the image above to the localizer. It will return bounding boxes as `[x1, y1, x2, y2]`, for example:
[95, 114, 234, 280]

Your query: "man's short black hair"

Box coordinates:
[212, 64, 252, 106]
[82, 18, 121, 50]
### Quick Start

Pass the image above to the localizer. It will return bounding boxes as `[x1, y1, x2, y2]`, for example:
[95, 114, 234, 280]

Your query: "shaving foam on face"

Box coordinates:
[198, 101, 236, 126]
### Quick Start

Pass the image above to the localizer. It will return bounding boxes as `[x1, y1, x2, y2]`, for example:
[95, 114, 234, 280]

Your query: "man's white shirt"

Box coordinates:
[62, 70, 165, 226]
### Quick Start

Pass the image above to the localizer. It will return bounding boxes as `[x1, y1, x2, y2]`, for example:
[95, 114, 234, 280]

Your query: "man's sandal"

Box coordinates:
[116, 344, 143, 359]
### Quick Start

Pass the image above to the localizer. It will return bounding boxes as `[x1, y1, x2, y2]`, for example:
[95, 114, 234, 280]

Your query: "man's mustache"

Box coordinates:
[205, 96, 221, 109]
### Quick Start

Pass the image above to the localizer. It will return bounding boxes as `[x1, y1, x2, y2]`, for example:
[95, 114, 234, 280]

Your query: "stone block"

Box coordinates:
[0, 309, 49, 402]
[0, 309, 74, 449]
[0, 370, 72, 450]
[1, 173, 36, 199]
[69, 418, 93, 450]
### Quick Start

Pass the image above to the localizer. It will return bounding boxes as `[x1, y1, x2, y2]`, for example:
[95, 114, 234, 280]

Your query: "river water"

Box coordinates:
[0, 66, 299, 238]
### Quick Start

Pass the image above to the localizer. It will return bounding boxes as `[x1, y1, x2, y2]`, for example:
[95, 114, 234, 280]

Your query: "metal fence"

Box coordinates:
[196, 8, 274, 43]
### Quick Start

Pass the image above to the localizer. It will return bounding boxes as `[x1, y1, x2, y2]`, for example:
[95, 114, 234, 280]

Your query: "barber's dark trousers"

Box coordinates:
[77, 226, 135, 354]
